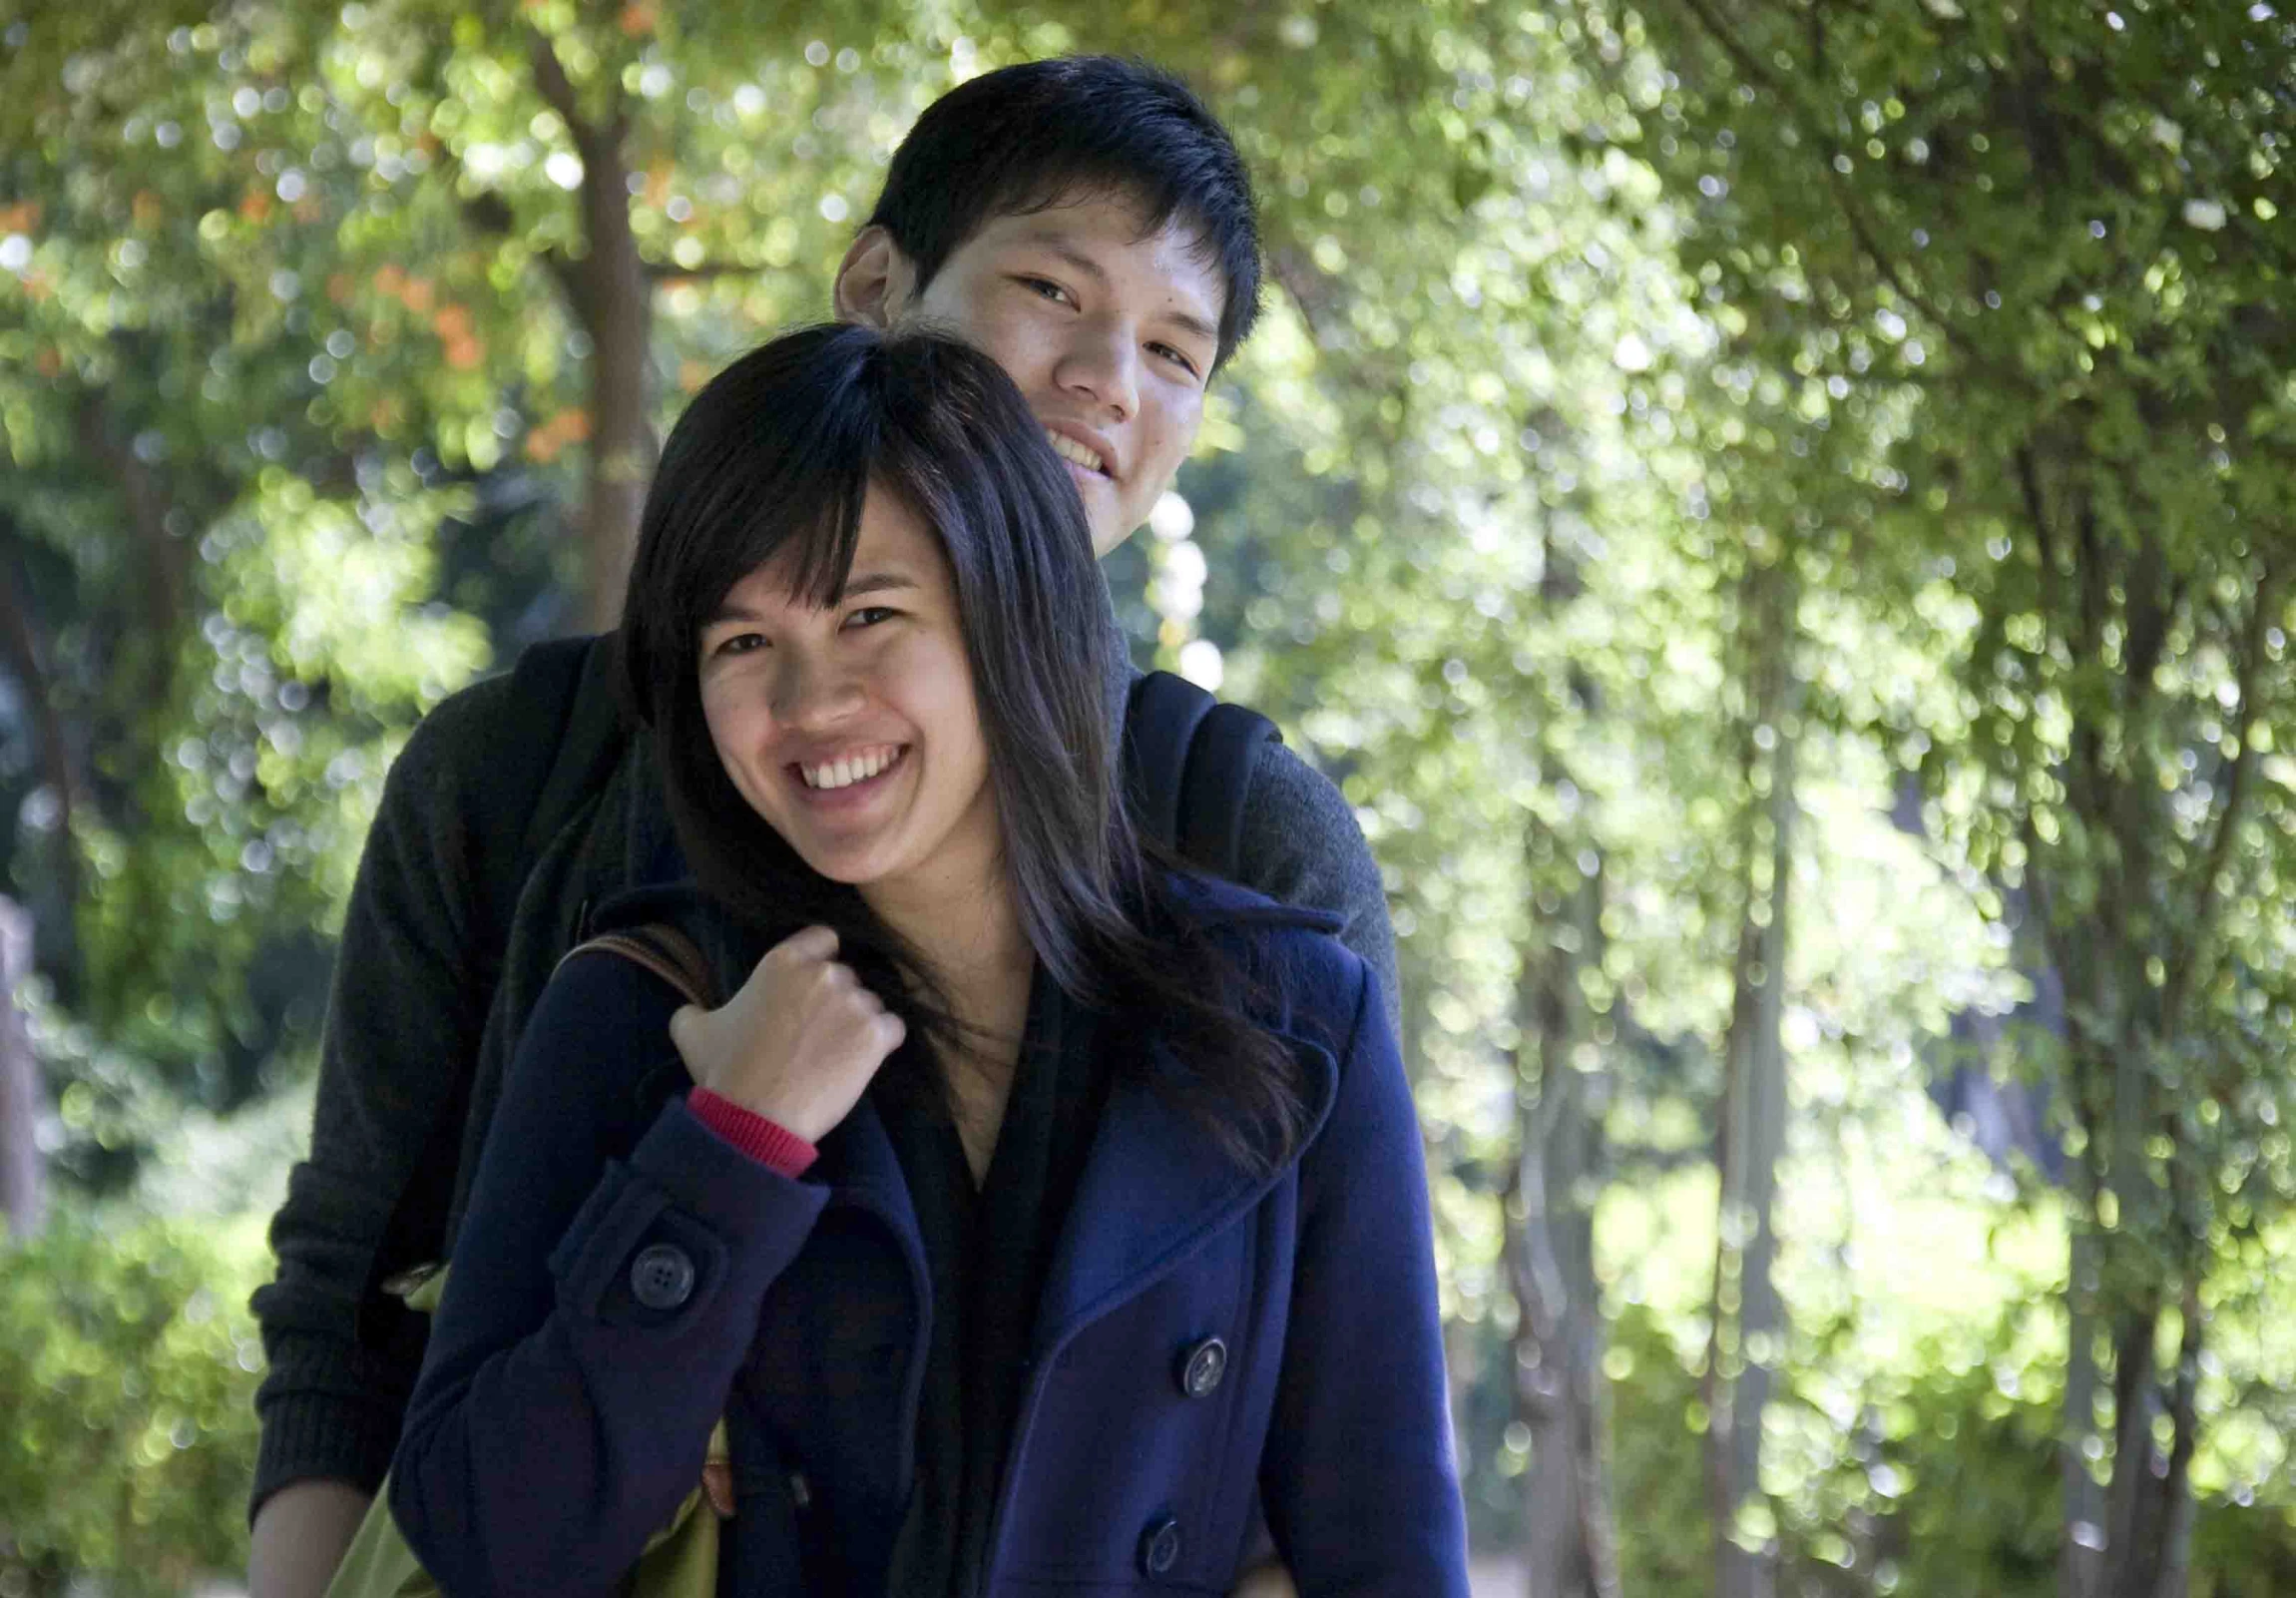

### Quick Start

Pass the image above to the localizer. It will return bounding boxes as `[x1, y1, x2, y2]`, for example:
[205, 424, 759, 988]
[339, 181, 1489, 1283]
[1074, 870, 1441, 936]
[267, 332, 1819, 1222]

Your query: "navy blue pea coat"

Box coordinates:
[390, 883, 1469, 1596]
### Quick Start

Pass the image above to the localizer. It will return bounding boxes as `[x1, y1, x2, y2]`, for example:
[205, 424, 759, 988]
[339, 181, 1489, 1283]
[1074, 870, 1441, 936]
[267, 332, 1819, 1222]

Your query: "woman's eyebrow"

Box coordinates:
[703, 570, 919, 627]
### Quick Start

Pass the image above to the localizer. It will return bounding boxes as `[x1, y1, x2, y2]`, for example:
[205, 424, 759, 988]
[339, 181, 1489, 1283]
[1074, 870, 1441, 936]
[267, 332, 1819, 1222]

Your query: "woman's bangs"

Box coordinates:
[687, 448, 871, 636]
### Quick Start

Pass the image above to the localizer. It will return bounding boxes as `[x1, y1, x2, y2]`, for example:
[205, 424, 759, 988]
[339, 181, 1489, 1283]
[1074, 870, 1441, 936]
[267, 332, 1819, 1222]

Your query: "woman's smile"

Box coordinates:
[792, 742, 909, 792]
[786, 743, 913, 815]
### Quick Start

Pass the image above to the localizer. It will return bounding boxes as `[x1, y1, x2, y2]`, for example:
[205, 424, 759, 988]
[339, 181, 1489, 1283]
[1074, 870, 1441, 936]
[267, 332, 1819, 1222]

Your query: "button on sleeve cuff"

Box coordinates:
[545, 1099, 831, 1331]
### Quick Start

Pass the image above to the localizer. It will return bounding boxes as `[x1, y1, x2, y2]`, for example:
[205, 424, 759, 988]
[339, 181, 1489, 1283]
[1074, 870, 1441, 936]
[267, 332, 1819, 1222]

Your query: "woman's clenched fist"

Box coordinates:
[669, 925, 905, 1142]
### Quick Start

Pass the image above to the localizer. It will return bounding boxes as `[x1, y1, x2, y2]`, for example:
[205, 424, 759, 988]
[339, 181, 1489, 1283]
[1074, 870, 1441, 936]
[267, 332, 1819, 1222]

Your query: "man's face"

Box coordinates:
[842, 193, 1226, 555]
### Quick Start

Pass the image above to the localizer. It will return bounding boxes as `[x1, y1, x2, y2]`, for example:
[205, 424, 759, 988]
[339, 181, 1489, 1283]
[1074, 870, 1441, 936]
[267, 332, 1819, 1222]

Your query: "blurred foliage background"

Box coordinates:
[3, 1, 2294, 1594]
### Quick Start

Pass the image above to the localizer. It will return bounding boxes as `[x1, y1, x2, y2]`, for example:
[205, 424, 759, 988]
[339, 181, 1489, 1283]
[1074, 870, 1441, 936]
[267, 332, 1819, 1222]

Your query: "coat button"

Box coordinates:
[1138, 1516, 1182, 1577]
[1177, 1335, 1228, 1399]
[629, 1242, 695, 1311]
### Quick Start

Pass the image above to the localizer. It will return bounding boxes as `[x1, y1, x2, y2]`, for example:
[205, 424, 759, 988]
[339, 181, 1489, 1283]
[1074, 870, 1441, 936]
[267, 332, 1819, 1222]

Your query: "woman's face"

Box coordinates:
[696, 487, 997, 900]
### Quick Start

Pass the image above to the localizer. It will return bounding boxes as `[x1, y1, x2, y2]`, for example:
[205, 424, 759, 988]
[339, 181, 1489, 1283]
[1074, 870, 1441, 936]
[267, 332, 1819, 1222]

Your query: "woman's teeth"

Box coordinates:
[1046, 430, 1107, 475]
[799, 746, 902, 790]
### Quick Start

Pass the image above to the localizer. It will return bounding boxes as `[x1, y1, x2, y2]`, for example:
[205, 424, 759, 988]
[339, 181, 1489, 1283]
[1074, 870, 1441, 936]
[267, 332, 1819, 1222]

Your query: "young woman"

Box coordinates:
[388, 324, 1468, 1596]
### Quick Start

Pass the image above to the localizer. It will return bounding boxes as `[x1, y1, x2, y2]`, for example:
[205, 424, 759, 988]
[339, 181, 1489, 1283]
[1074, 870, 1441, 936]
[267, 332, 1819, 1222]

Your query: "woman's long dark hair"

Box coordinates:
[618, 324, 1309, 1175]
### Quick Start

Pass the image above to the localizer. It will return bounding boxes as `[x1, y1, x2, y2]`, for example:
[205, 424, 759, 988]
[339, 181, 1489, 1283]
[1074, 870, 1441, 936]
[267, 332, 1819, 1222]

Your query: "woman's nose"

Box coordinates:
[770, 649, 864, 727]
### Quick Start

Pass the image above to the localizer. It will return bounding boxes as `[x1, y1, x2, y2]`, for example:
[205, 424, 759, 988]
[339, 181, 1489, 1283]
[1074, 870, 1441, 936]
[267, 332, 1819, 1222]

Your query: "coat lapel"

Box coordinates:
[813, 1092, 924, 1242]
[1030, 1022, 1341, 1358]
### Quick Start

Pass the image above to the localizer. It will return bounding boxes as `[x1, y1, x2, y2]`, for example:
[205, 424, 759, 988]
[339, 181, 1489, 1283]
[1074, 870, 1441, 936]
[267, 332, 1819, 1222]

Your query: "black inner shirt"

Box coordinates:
[872, 966, 1113, 1598]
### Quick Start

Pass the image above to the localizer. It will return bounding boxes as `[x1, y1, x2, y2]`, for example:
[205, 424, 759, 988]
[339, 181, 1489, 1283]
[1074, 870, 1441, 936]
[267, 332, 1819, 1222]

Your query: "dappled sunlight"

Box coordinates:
[5, 0, 2294, 1592]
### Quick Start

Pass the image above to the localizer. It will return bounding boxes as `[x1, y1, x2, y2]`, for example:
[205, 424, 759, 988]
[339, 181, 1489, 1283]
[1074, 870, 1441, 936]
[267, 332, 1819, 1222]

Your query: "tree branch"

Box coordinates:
[73, 393, 185, 644]
[527, 27, 593, 151]
[1665, 0, 2026, 386]
[2161, 566, 2281, 1033]
[0, 559, 80, 917]
[644, 260, 757, 284]
[1668, 0, 1784, 98]
[1264, 243, 1334, 349]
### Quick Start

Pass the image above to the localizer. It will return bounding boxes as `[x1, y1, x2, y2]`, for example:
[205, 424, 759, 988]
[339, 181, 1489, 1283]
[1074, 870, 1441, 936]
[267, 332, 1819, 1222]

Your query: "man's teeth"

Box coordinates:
[801, 747, 901, 790]
[1047, 430, 1107, 475]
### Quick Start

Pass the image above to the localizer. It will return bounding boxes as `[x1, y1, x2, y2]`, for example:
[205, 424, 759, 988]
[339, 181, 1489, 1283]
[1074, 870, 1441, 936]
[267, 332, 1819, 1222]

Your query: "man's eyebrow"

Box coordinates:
[703, 569, 919, 626]
[1158, 305, 1221, 351]
[1016, 233, 1221, 349]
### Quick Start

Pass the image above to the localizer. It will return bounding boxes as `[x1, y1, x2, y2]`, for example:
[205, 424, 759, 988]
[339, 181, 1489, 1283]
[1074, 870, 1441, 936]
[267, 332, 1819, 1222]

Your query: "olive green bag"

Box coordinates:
[324, 926, 727, 1598]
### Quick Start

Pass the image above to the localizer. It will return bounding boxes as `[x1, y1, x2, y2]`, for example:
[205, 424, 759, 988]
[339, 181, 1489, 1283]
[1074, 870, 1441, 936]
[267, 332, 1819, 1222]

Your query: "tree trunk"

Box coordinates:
[0, 564, 80, 923]
[529, 31, 658, 634]
[1704, 563, 1798, 1598]
[2092, 1286, 2198, 1598]
[1510, 496, 1620, 1598]
[0, 895, 46, 1238]
[2148, 1287, 2202, 1598]
[1509, 813, 1620, 1598]
[2061, 1225, 2106, 1598]
[573, 165, 655, 634]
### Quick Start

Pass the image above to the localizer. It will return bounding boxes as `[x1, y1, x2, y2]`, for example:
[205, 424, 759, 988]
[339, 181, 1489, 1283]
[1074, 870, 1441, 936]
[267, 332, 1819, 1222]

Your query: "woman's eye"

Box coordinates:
[844, 606, 898, 630]
[1020, 276, 1072, 305]
[713, 632, 766, 657]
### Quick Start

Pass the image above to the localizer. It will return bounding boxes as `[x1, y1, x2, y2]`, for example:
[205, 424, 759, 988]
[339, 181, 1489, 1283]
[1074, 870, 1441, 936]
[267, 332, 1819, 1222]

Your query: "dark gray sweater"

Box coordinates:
[248, 628, 1398, 1514]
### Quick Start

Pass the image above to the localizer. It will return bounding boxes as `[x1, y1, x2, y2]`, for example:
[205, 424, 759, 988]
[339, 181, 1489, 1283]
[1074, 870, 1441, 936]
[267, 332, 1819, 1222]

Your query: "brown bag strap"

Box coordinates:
[557, 922, 717, 1010]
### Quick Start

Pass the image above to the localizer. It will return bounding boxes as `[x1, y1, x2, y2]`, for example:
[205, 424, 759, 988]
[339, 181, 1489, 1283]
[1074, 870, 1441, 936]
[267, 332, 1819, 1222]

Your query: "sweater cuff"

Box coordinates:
[249, 1383, 403, 1520]
[689, 1089, 818, 1177]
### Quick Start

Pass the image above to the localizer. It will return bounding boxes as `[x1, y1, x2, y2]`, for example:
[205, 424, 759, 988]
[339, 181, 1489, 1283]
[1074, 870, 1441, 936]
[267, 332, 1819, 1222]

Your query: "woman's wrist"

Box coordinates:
[689, 1087, 819, 1177]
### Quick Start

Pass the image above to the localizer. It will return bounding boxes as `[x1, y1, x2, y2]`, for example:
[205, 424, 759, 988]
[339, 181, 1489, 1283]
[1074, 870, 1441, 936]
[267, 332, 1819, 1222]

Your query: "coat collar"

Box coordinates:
[808, 999, 1342, 1361]
[601, 871, 1350, 1349]
[1029, 1020, 1338, 1356]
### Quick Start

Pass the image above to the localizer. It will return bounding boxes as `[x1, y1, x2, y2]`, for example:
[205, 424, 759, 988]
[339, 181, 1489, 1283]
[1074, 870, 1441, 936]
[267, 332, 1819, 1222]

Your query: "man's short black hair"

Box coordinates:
[864, 56, 1262, 368]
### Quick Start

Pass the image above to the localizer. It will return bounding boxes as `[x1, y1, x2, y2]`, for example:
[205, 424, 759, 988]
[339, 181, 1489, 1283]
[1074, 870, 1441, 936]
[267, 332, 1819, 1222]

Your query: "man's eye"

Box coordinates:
[1020, 276, 1072, 305]
[1151, 342, 1203, 379]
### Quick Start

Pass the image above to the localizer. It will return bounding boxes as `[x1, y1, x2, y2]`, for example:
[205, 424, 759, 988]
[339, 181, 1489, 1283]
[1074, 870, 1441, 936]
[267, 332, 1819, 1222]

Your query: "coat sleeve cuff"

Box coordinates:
[546, 1098, 831, 1328]
[688, 1089, 818, 1177]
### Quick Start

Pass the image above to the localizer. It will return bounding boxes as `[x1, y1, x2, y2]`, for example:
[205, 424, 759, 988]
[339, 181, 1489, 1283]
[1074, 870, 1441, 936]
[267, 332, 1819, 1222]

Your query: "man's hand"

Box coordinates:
[248, 1479, 372, 1598]
[670, 925, 905, 1142]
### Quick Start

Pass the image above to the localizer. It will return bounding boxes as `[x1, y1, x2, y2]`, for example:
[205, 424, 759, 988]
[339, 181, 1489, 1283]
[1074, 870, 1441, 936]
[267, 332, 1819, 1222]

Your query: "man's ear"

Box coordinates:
[833, 227, 914, 328]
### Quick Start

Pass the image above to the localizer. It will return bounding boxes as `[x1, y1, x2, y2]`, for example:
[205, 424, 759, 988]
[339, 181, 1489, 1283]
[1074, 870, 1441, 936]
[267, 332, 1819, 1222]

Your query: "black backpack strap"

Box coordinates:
[1122, 671, 1281, 879]
[1177, 700, 1280, 879]
[1123, 671, 1215, 854]
[475, 634, 631, 957]
[360, 635, 630, 1336]
[514, 633, 630, 877]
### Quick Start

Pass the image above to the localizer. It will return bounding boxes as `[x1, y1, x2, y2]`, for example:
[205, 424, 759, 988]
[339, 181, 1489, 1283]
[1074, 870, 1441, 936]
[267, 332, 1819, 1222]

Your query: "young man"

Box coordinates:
[248, 57, 1396, 1597]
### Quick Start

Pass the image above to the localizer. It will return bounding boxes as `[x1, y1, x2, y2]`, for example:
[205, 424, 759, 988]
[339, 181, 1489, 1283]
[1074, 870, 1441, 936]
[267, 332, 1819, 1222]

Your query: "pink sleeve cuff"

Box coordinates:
[688, 1089, 819, 1178]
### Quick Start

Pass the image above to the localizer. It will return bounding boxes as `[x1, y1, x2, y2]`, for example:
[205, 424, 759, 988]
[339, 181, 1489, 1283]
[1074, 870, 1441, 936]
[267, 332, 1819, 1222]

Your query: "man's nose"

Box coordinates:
[1056, 317, 1139, 422]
